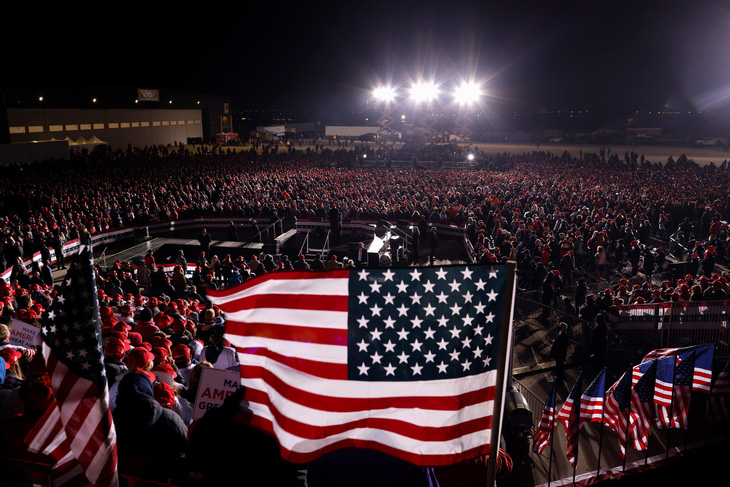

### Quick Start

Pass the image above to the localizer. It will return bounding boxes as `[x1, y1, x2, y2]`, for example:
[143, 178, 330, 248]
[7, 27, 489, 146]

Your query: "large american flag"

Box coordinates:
[603, 365, 633, 458]
[207, 265, 513, 466]
[533, 378, 557, 455]
[629, 360, 656, 451]
[556, 372, 582, 465]
[25, 238, 118, 486]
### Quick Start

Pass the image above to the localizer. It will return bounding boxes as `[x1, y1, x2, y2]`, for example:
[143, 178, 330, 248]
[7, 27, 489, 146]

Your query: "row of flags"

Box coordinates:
[533, 344, 730, 464]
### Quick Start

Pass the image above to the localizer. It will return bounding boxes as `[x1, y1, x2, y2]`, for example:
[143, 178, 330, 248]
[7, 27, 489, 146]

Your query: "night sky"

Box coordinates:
[6, 1, 730, 116]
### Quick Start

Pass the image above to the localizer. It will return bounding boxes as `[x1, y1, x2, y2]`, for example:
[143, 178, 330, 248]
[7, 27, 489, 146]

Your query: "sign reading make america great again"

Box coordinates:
[192, 367, 241, 420]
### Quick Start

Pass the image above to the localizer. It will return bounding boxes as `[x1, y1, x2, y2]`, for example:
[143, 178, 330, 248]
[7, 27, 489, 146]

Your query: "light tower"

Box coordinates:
[372, 86, 399, 148]
[410, 81, 439, 142]
[453, 81, 482, 143]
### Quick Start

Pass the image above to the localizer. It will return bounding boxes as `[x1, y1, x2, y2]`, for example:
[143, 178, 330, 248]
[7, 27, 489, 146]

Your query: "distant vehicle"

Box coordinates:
[549, 137, 563, 143]
[696, 137, 727, 147]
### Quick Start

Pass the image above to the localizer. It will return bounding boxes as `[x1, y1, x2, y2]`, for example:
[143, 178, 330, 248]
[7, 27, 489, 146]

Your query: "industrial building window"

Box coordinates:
[93, 123, 105, 130]
[9, 126, 26, 134]
[65, 125, 79, 131]
[141, 122, 150, 127]
[28, 126, 44, 133]
[80, 124, 91, 130]
[120, 122, 130, 128]
[49, 125, 64, 132]
[108, 123, 119, 129]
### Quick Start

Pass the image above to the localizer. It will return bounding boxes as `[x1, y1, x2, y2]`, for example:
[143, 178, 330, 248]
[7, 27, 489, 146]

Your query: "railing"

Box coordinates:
[258, 219, 284, 241]
[298, 230, 311, 258]
[608, 300, 730, 361]
[95, 246, 108, 268]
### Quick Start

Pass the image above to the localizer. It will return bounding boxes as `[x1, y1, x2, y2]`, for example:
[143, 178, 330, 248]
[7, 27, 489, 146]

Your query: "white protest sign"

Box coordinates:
[9, 319, 42, 348]
[192, 367, 241, 420]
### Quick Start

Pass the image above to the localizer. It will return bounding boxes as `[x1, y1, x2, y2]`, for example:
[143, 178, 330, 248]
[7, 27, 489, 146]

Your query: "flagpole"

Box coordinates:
[547, 377, 557, 487]
[665, 356, 678, 461]
[486, 261, 516, 487]
[595, 367, 607, 479]
[622, 367, 633, 473]
[572, 374, 580, 486]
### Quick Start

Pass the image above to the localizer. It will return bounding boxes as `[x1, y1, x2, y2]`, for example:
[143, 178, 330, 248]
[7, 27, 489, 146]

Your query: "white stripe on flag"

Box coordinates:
[233, 337, 348, 364]
[240, 352, 496, 399]
[249, 401, 493, 457]
[212, 276, 349, 304]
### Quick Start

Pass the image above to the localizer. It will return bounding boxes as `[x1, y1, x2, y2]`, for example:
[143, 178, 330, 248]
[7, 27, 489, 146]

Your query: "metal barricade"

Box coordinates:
[608, 301, 730, 359]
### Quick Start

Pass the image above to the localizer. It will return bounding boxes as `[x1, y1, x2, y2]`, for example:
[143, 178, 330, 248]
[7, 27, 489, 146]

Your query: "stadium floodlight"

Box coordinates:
[374, 86, 397, 103]
[454, 82, 481, 105]
[467, 153, 475, 161]
[410, 82, 438, 103]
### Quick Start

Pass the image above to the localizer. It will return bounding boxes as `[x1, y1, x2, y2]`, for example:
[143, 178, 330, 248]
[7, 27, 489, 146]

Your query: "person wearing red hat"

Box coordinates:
[104, 339, 129, 386]
[132, 307, 161, 344]
[171, 344, 195, 385]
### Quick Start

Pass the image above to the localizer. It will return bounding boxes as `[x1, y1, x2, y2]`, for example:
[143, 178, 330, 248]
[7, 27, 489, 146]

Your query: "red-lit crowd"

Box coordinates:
[0, 145, 729, 484]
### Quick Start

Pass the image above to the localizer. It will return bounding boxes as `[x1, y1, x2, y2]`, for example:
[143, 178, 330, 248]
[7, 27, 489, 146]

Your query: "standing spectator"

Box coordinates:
[550, 322, 570, 383]
[198, 228, 212, 255]
[428, 228, 439, 265]
[52, 230, 66, 270]
[227, 221, 239, 241]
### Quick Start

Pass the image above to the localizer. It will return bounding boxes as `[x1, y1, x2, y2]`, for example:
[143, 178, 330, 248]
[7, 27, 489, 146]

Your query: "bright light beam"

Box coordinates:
[454, 82, 482, 105]
[410, 82, 438, 103]
[374, 86, 397, 102]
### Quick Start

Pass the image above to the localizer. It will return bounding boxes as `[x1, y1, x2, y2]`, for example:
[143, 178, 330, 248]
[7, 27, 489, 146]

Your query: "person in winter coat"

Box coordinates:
[112, 371, 188, 483]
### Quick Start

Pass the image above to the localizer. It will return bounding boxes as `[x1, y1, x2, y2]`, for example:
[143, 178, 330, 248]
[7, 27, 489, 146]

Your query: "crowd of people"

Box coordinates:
[0, 144, 729, 484]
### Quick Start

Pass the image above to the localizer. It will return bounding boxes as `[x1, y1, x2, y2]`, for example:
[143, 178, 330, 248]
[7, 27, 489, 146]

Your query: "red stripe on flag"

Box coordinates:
[250, 392, 493, 442]
[245, 414, 492, 467]
[242, 366, 495, 412]
[217, 293, 349, 313]
[228, 321, 348, 346]
[239, 349, 348, 380]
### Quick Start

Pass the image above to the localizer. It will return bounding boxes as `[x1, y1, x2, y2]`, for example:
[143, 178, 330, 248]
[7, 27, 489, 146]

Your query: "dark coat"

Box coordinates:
[112, 372, 187, 482]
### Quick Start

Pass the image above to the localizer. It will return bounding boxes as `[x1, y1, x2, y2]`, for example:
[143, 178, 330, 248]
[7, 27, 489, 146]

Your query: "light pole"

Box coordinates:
[453, 82, 482, 143]
[372, 86, 398, 148]
[410, 81, 439, 142]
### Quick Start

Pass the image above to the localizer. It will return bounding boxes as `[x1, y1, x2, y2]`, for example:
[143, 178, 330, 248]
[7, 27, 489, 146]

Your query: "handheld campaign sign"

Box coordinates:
[9, 319, 42, 348]
[192, 367, 241, 420]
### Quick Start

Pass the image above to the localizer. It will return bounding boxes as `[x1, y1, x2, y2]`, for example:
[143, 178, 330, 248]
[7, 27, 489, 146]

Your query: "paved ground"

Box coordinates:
[187, 140, 730, 168]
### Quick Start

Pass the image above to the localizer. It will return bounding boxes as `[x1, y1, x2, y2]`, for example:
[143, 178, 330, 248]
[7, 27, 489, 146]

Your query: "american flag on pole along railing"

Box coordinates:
[629, 360, 657, 451]
[603, 365, 633, 458]
[639, 344, 714, 394]
[654, 355, 676, 429]
[579, 369, 605, 427]
[24, 238, 118, 487]
[533, 378, 557, 455]
[556, 372, 582, 465]
[206, 264, 515, 467]
[655, 350, 695, 430]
